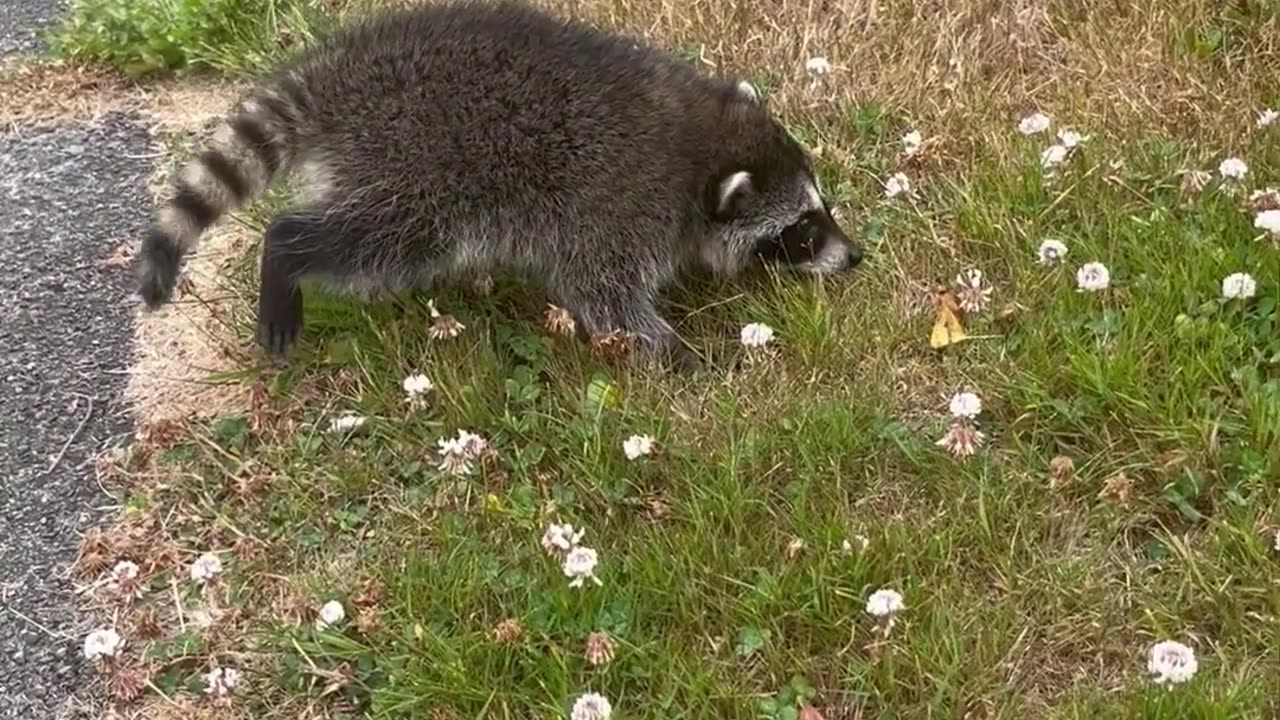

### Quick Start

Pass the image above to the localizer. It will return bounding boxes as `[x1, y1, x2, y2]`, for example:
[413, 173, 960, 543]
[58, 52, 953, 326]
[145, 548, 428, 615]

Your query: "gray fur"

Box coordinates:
[133, 0, 861, 365]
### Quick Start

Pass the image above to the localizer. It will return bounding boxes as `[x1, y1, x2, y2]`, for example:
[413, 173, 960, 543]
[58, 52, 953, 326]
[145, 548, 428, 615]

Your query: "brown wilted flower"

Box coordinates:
[935, 421, 985, 458]
[642, 492, 671, 522]
[427, 299, 466, 340]
[544, 304, 576, 337]
[785, 536, 806, 559]
[353, 578, 384, 609]
[1248, 187, 1280, 212]
[584, 631, 615, 666]
[1048, 455, 1074, 490]
[1179, 169, 1211, 196]
[76, 550, 111, 579]
[136, 418, 183, 449]
[109, 665, 148, 702]
[492, 618, 523, 644]
[129, 606, 164, 640]
[589, 329, 633, 361]
[319, 662, 356, 698]
[356, 605, 382, 635]
[471, 273, 494, 296]
[429, 313, 466, 340]
[1098, 471, 1134, 508]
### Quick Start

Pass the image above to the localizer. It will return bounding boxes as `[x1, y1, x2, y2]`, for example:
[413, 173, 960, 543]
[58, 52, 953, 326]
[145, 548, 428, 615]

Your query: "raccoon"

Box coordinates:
[134, 0, 862, 367]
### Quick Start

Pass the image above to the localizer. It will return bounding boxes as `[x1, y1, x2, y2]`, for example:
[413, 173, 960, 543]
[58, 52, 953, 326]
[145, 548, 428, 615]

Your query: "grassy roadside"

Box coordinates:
[51, 0, 1280, 718]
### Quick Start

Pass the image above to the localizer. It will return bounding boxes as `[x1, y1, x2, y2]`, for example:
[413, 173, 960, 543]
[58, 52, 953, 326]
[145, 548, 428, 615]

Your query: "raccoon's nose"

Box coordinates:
[845, 244, 864, 268]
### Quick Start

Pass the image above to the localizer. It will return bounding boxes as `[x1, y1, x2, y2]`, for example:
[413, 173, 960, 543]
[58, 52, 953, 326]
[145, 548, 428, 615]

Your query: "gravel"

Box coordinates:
[0, 0, 65, 58]
[0, 115, 156, 718]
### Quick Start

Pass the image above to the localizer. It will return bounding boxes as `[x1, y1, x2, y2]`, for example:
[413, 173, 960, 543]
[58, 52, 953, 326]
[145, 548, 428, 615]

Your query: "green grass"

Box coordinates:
[63, 1, 1280, 717]
[46, 0, 342, 77]
[110, 119, 1280, 719]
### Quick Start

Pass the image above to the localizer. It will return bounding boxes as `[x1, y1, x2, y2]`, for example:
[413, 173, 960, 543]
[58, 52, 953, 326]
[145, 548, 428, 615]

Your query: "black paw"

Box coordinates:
[666, 342, 706, 373]
[257, 285, 302, 357]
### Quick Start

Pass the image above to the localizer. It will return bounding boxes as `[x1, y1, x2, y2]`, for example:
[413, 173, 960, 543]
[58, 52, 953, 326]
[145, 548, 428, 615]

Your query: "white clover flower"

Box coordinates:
[948, 391, 982, 419]
[954, 268, 992, 313]
[82, 628, 123, 660]
[1147, 640, 1198, 685]
[571, 692, 613, 720]
[1036, 239, 1069, 266]
[805, 56, 832, 75]
[1221, 272, 1257, 300]
[622, 434, 654, 460]
[189, 552, 223, 583]
[204, 666, 240, 697]
[1255, 209, 1280, 236]
[884, 172, 911, 199]
[435, 428, 487, 476]
[329, 414, 367, 434]
[436, 437, 473, 477]
[740, 322, 775, 348]
[563, 546, 602, 588]
[1056, 128, 1087, 149]
[1017, 112, 1051, 135]
[315, 600, 345, 630]
[1076, 262, 1111, 292]
[841, 534, 869, 555]
[901, 130, 923, 157]
[541, 523, 584, 556]
[865, 588, 905, 617]
[112, 560, 139, 581]
[1041, 144, 1069, 168]
[1219, 156, 1248, 180]
[456, 429, 488, 458]
[402, 373, 433, 398]
[1257, 108, 1278, 128]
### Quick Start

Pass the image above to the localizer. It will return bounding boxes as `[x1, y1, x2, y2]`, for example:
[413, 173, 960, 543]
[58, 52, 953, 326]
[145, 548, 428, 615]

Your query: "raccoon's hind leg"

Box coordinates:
[256, 213, 318, 356]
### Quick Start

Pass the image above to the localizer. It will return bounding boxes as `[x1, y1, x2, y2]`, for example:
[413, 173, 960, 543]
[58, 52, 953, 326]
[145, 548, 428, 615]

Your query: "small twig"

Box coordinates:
[3, 606, 71, 640]
[45, 395, 95, 475]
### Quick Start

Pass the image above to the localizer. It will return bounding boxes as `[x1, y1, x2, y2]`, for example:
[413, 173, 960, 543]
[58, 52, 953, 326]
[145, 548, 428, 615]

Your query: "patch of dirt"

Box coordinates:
[0, 58, 259, 423]
[0, 61, 242, 130]
[125, 221, 258, 424]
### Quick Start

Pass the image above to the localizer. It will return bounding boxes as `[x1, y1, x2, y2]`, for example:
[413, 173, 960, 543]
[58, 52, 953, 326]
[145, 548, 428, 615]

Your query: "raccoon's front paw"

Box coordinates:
[666, 342, 706, 374]
[256, 286, 303, 358]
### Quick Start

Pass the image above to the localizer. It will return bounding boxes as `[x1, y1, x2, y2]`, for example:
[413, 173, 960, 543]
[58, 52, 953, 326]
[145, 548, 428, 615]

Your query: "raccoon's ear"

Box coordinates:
[711, 170, 754, 219]
[734, 79, 761, 104]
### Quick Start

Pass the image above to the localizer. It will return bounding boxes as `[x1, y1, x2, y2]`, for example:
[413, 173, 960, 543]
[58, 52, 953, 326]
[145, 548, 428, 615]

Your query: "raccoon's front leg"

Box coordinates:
[570, 291, 700, 370]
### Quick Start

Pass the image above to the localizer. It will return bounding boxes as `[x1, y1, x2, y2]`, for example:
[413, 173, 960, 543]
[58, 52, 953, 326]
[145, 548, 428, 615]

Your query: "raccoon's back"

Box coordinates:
[285, 1, 713, 219]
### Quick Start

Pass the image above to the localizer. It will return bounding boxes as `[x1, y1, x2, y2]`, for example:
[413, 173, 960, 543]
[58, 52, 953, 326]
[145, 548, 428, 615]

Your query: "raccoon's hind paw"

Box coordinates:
[256, 284, 303, 358]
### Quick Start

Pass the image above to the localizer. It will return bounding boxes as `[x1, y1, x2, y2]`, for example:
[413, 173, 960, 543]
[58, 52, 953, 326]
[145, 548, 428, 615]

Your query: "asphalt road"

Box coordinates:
[1, 2, 155, 717]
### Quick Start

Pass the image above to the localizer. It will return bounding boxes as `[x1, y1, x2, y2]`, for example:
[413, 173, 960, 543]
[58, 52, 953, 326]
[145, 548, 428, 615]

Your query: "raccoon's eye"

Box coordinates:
[773, 214, 822, 264]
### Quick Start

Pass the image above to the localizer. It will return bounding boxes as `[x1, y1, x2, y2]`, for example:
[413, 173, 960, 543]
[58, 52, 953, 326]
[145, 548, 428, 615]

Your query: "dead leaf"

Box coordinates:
[929, 287, 968, 349]
[799, 702, 827, 720]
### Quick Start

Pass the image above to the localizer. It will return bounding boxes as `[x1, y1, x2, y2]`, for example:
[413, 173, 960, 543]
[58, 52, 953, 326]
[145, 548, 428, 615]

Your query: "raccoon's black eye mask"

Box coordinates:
[754, 209, 828, 265]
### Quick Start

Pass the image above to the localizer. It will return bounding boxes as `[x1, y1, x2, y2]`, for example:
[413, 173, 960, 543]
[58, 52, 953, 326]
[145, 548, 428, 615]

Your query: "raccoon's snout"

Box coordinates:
[810, 230, 862, 275]
[757, 209, 863, 276]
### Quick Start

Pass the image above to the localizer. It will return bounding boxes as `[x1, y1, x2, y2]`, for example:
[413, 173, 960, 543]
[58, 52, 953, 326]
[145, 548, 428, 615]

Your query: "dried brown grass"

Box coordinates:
[535, 0, 1274, 150]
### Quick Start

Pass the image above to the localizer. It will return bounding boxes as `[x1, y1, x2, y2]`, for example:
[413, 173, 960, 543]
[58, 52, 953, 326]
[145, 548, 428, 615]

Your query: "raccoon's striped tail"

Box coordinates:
[136, 80, 307, 308]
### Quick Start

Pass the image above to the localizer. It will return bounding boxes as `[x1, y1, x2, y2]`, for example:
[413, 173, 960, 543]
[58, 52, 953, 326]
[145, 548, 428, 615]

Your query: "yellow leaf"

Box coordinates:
[929, 288, 968, 349]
